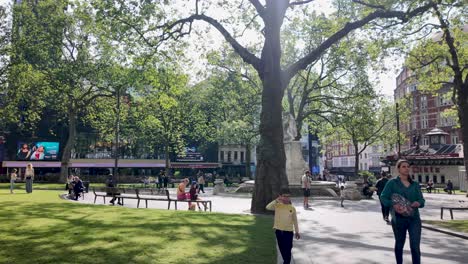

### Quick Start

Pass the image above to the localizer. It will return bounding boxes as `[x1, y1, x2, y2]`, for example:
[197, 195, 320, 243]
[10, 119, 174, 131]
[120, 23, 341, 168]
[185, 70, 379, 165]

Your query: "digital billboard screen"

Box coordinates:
[17, 142, 60, 161]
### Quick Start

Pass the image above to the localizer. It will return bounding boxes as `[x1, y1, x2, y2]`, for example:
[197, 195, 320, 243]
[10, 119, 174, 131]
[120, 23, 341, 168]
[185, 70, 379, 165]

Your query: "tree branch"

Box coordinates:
[248, 0, 266, 18]
[164, 14, 262, 71]
[285, 2, 436, 81]
[289, 0, 315, 6]
[352, 0, 385, 9]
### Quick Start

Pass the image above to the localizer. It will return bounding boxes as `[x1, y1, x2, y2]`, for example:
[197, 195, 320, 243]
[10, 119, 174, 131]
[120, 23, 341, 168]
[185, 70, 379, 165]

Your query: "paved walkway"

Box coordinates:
[75, 189, 468, 264]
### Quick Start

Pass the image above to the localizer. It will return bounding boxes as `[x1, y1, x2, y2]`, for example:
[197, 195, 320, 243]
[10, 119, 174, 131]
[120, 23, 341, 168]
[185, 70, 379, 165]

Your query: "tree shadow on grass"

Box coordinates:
[0, 200, 275, 264]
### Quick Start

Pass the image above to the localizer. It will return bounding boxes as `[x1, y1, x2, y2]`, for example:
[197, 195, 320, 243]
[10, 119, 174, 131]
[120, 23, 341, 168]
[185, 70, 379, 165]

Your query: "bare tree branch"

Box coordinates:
[352, 0, 385, 9]
[248, 0, 266, 18]
[289, 0, 315, 6]
[285, 2, 436, 81]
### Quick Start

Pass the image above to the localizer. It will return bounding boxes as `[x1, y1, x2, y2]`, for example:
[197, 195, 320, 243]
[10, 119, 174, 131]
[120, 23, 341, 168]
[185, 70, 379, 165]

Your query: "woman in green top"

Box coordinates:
[381, 159, 425, 264]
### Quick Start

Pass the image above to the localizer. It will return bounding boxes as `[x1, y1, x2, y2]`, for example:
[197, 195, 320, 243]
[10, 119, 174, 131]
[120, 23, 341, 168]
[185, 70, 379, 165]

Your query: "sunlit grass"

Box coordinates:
[425, 220, 468, 233]
[0, 189, 275, 264]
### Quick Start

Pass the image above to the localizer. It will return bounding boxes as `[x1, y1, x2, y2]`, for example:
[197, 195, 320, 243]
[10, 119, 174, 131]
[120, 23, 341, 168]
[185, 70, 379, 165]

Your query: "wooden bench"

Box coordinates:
[136, 189, 173, 209]
[93, 187, 121, 204]
[174, 196, 212, 212]
[440, 206, 468, 220]
[93, 187, 212, 212]
[115, 188, 139, 205]
[421, 187, 440, 193]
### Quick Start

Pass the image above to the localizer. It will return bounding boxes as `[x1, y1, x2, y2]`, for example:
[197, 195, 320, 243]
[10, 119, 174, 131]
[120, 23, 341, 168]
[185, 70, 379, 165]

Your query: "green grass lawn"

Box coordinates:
[425, 220, 468, 233]
[0, 189, 275, 264]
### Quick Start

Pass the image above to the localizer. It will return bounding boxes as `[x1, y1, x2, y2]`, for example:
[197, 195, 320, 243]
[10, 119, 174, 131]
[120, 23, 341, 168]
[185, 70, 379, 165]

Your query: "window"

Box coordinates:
[438, 95, 451, 106]
[451, 133, 459, 144]
[364, 163, 368, 170]
[360, 163, 363, 170]
[441, 175, 446, 184]
[422, 137, 429, 146]
[227, 151, 232, 162]
[240, 152, 244, 163]
[349, 146, 355, 155]
[342, 157, 348, 166]
[433, 175, 438, 183]
[425, 175, 430, 183]
[234, 151, 238, 161]
[418, 175, 422, 182]
[411, 116, 418, 130]
[435, 168, 440, 173]
[411, 175, 415, 179]
[364, 153, 367, 159]
[372, 145, 378, 153]
[220, 151, 224, 162]
[421, 114, 428, 129]
[420, 95, 427, 109]
[340, 146, 347, 155]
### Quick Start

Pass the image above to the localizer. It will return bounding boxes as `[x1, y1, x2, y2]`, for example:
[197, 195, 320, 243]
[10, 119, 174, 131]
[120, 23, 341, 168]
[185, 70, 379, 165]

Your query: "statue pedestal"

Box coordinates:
[213, 179, 225, 195]
[284, 141, 309, 186]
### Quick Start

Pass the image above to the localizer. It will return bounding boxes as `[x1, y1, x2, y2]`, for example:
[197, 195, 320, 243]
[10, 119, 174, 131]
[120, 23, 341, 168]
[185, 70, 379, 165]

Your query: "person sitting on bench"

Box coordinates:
[189, 182, 206, 211]
[444, 180, 454, 194]
[72, 176, 84, 200]
[426, 179, 434, 193]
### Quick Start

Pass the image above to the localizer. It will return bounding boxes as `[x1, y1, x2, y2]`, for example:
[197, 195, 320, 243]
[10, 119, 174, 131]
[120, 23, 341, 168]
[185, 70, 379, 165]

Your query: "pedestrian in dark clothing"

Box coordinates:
[381, 159, 425, 264]
[73, 176, 84, 200]
[162, 171, 168, 189]
[106, 175, 122, 205]
[376, 172, 391, 222]
[444, 180, 454, 194]
[157, 171, 164, 189]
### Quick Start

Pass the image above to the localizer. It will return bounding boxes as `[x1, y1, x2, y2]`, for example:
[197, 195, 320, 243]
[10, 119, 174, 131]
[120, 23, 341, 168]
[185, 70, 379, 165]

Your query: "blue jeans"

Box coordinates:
[391, 216, 421, 264]
[275, 229, 293, 264]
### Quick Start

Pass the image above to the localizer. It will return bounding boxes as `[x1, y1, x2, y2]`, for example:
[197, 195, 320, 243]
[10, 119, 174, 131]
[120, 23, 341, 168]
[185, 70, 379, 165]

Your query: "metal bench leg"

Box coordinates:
[94, 196, 97, 204]
[175, 201, 178, 210]
[137, 199, 140, 208]
[450, 209, 454, 220]
[146, 200, 148, 208]
[441, 208, 444, 219]
[103, 197, 106, 204]
[168, 201, 171, 210]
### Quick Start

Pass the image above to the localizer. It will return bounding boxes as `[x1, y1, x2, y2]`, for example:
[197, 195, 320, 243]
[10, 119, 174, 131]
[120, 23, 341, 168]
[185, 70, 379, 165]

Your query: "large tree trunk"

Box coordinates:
[458, 81, 468, 196]
[60, 108, 76, 183]
[245, 143, 251, 179]
[251, 1, 289, 214]
[355, 148, 359, 180]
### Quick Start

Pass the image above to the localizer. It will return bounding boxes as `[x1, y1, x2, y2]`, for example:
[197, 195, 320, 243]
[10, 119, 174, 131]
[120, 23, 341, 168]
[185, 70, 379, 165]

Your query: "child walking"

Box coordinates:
[266, 188, 300, 264]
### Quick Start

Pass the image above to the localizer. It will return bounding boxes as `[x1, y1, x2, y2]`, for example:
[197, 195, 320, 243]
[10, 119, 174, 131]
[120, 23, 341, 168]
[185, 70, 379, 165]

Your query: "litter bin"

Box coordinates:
[82, 181, 90, 193]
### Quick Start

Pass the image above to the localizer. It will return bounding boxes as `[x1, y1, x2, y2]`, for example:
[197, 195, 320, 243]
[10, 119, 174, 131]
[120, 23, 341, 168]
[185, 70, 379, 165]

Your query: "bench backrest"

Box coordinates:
[136, 188, 170, 199]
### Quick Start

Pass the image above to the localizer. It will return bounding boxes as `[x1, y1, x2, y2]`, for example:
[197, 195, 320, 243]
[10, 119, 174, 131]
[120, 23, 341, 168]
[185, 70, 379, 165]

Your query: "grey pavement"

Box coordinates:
[73, 188, 468, 264]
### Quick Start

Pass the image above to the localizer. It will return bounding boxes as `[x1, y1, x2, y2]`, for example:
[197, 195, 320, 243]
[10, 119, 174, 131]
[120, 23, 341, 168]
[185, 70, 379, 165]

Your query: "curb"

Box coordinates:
[422, 224, 468, 240]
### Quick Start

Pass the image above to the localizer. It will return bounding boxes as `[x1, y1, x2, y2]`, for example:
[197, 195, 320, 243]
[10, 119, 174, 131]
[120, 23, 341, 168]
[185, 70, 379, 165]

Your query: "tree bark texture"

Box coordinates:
[245, 143, 252, 179]
[60, 108, 76, 183]
[251, 1, 289, 213]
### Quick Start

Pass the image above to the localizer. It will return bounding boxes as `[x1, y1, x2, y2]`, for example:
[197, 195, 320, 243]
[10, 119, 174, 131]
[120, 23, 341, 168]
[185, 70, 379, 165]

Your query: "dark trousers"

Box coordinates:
[391, 216, 421, 264]
[198, 184, 205, 193]
[379, 196, 390, 219]
[275, 229, 294, 264]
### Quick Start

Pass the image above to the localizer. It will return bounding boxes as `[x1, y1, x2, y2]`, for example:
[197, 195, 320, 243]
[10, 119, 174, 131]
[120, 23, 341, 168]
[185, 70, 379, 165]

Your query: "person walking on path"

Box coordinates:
[339, 185, 345, 208]
[10, 169, 18, 194]
[24, 163, 34, 193]
[301, 171, 312, 208]
[266, 188, 300, 264]
[381, 159, 425, 264]
[376, 172, 391, 222]
[197, 173, 205, 194]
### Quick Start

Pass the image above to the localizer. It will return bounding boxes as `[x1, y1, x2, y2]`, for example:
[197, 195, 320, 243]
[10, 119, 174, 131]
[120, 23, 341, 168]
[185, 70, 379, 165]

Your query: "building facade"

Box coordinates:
[394, 67, 462, 150]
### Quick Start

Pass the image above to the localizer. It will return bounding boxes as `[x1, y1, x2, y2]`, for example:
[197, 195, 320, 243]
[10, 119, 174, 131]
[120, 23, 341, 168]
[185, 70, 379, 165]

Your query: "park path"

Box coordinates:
[74, 188, 468, 264]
